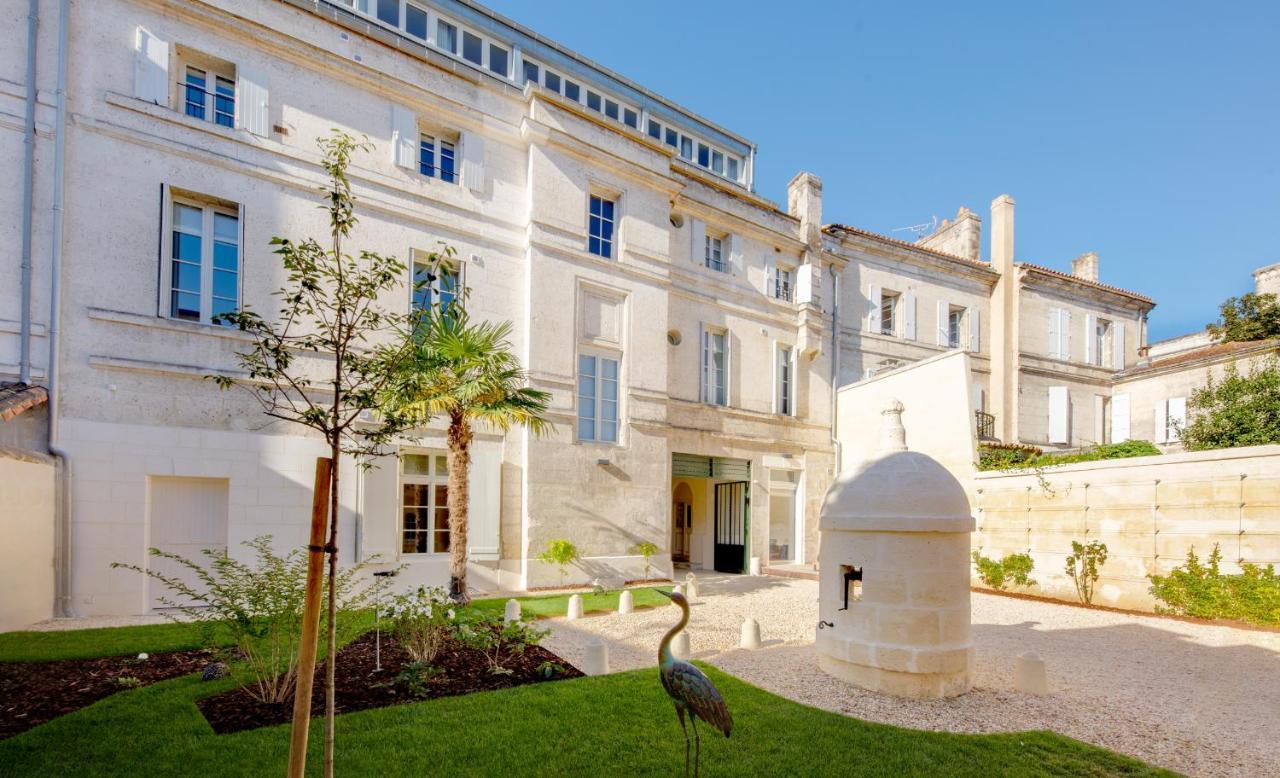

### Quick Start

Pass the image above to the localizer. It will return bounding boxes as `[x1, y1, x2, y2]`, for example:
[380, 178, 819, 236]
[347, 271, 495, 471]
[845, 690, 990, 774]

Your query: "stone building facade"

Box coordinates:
[5, 0, 1237, 619]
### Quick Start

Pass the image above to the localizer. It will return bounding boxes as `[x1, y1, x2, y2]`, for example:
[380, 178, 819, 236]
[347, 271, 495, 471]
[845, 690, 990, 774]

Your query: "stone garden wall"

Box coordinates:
[0, 449, 56, 630]
[973, 445, 1280, 610]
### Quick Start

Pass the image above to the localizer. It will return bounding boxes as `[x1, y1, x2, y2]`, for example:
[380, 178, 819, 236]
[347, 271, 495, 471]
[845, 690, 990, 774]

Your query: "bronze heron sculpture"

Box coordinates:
[656, 589, 732, 777]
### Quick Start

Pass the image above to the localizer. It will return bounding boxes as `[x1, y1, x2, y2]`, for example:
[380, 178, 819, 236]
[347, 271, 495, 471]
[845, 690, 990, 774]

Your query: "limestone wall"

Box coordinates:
[974, 446, 1280, 610]
[0, 450, 55, 630]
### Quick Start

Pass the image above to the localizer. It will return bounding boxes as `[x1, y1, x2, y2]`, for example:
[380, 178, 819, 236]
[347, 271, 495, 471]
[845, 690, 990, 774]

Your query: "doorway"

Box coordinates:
[671, 482, 692, 564]
[713, 481, 749, 574]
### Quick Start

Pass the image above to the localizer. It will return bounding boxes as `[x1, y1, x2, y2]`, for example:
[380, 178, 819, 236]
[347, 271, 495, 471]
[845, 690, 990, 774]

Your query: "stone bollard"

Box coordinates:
[503, 599, 521, 623]
[583, 637, 609, 675]
[1014, 652, 1048, 694]
[618, 590, 634, 614]
[566, 594, 584, 620]
[672, 631, 690, 659]
[740, 617, 761, 650]
[685, 573, 698, 599]
[749, 556, 761, 576]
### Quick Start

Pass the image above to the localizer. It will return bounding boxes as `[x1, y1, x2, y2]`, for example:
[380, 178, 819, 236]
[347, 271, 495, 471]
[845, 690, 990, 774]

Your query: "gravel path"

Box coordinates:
[542, 574, 1280, 778]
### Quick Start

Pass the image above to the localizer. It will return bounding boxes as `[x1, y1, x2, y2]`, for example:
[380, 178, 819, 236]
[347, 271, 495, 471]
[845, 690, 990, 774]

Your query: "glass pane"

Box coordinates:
[602, 358, 618, 381]
[210, 296, 236, 324]
[665, 128, 678, 148]
[439, 142, 456, 183]
[213, 269, 237, 300]
[488, 44, 509, 77]
[213, 241, 238, 271]
[588, 236, 601, 256]
[402, 531, 425, 554]
[173, 232, 202, 261]
[434, 484, 448, 511]
[579, 354, 596, 377]
[171, 291, 200, 321]
[437, 20, 457, 53]
[564, 81, 580, 101]
[711, 151, 724, 174]
[522, 60, 539, 84]
[401, 454, 430, 475]
[544, 71, 561, 92]
[727, 157, 740, 181]
[697, 144, 710, 167]
[601, 418, 616, 443]
[433, 527, 450, 553]
[213, 213, 238, 242]
[586, 92, 601, 112]
[680, 137, 693, 159]
[577, 417, 595, 441]
[604, 100, 619, 120]
[589, 196, 601, 217]
[435, 455, 447, 474]
[462, 31, 482, 65]
[624, 109, 638, 129]
[405, 4, 428, 39]
[376, 0, 398, 25]
[174, 204, 203, 233]
[648, 120, 661, 139]
[601, 199, 614, 220]
[172, 261, 200, 293]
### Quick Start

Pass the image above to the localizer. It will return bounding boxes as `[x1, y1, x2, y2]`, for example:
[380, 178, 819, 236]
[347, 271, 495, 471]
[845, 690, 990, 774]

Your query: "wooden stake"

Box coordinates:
[287, 457, 332, 778]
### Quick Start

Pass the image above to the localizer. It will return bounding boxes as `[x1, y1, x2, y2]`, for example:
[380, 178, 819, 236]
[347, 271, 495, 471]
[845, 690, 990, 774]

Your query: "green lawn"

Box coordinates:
[0, 659, 1165, 777]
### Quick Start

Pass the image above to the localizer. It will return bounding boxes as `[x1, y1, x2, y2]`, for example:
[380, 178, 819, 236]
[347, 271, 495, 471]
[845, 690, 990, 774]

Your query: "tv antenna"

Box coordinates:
[891, 215, 938, 239]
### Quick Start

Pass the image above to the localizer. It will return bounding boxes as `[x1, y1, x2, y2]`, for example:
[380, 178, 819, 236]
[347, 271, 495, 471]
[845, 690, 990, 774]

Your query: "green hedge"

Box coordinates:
[1149, 544, 1280, 627]
[978, 440, 1160, 472]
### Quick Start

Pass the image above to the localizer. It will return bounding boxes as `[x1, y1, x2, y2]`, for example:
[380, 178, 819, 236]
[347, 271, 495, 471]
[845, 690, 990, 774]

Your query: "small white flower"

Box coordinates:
[137, 653, 149, 660]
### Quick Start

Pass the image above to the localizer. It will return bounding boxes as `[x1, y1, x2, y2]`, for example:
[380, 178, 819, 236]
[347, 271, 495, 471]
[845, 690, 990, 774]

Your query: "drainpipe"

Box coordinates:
[828, 265, 841, 473]
[18, 0, 39, 385]
[49, 0, 73, 618]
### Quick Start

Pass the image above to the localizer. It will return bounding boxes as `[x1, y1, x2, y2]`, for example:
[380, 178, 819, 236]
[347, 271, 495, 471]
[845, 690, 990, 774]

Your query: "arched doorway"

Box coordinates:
[671, 482, 693, 564]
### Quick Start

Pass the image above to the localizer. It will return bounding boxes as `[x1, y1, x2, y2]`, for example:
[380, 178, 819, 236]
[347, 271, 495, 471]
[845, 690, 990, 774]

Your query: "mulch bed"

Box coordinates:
[0, 648, 220, 740]
[197, 631, 583, 735]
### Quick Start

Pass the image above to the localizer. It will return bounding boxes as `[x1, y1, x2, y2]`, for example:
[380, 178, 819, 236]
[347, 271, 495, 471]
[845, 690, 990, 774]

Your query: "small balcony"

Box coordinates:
[975, 411, 997, 441]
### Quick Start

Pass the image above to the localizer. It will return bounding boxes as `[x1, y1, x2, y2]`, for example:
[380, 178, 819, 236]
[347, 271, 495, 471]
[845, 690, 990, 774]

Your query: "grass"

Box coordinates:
[0, 656, 1166, 777]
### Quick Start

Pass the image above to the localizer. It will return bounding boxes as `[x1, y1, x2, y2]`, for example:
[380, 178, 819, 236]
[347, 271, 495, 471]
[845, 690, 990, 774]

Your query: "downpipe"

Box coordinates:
[828, 265, 841, 472]
[18, 0, 39, 384]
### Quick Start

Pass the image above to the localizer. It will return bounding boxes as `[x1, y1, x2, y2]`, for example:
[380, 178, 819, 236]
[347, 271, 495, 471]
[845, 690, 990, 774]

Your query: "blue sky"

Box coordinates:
[481, 0, 1279, 341]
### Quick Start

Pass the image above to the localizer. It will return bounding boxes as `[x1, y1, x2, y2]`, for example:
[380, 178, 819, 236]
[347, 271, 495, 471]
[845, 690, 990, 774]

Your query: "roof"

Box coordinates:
[823, 223, 994, 272]
[0, 383, 48, 422]
[1017, 262, 1154, 305]
[1126, 338, 1280, 375]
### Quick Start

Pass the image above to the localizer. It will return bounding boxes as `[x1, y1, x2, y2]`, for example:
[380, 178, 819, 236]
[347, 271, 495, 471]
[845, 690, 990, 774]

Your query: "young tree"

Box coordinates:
[387, 294, 551, 603]
[211, 131, 421, 777]
[1177, 356, 1280, 451]
[1206, 292, 1280, 343]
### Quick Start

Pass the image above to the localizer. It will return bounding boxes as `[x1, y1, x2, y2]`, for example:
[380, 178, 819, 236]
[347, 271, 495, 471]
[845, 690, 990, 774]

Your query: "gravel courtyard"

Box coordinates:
[542, 574, 1280, 778]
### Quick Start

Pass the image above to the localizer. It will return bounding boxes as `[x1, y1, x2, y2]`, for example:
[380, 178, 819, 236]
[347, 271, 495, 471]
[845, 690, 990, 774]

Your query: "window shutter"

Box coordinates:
[1062, 310, 1073, 362]
[134, 27, 169, 105]
[867, 285, 881, 331]
[391, 106, 417, 169]
[235, 65, 270, 137]
[699, 326, 708, 402]
[1154, 400, 1168, 443]
[359, 453, 400, 562]
[764, 255, 777, 297]
[460, 130, 485, 193]
[1167, 397, 1186, 442]
[468, 441, 501, 560]
[1111, 393, 1130, 443]
[1113, 323, 1126, 370]
[157, 183, 172, 317]
[728, 233, 744, 276]
[1048, 386, 1070, 444]
[690, 219, 706, 265]
[968, 308, 980, 352]
[903, 292, 916, 340]
[936, 299, 949, 346]
[1048, 308, 1061, 359]
[1085, 313, 1097, 365]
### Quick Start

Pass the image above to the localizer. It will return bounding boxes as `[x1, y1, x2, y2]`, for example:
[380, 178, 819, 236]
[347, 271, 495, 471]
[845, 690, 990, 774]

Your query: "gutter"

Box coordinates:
[19, 0, 38, 384]
[49, 0, 73, 618]
[828, 264, 841, 473]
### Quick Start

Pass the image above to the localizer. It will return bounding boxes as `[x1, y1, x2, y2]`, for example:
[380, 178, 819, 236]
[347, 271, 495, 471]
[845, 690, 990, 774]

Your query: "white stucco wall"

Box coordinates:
[0, 451, 56, 630]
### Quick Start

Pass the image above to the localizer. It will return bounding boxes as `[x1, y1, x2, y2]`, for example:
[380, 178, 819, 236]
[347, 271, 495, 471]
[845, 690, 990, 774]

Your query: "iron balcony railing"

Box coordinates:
[976, 411, 996, 441]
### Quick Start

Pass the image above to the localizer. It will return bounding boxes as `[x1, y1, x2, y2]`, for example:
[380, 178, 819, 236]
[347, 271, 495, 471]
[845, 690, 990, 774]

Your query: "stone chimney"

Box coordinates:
[1254, 262, 1280, 296]
[990, 195, 1015, 275]
[787, 171, 823, 251]
[916, 207, 982, 262]
[1072, 252, 1099, 283]
[989, 194, 1019, 444]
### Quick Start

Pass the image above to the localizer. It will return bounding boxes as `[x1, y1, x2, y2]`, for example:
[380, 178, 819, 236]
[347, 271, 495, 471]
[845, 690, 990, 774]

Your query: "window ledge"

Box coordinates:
[105, 91, 260, 144]
[87, 307, 256, 343]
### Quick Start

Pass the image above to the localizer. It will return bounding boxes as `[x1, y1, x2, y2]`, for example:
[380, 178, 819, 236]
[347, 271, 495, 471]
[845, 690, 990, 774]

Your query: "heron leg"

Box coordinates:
[690, 714, 701, 778]
[676, 704, 690, 778]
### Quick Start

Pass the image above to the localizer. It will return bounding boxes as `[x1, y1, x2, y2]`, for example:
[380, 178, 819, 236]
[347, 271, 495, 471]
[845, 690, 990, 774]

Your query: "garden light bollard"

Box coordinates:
[1015, 652, 1048, 694]
[618, 590, 634, 614]
[567, 593, 584, 620]
[740, 617, 761, 650]
[584, 637, 609, 675]
[672, 630, 690, 660]
[685, 573, 698, 598]
[504, 598, 521, 623]
[749, 556, 761, 576]
[372, 569, 398, 673]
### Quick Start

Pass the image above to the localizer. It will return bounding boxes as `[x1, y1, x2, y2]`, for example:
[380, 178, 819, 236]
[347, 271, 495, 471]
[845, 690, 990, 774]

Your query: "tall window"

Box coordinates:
[588, 195, 615, 259]
[183, 66, 234, 128]
[773, 266, 794, 302]
[776, 346, 793, 415]
[702, 329, 727, 406]
[419, 133, 456, 183]
[1093, 319, 1112, 367]
[412, 259, 459, 314]
[879, 291, 899, 336]
[401, 453, 450, 554]
[704, 235, 725, 272]
[170, 197, 239, 325]
[948, 306, 965, 348]
[577, 353, 619, 443]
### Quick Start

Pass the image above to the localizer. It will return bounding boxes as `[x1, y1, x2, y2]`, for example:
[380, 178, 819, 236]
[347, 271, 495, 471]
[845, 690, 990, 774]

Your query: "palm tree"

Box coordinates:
[389, 288, 551, 603]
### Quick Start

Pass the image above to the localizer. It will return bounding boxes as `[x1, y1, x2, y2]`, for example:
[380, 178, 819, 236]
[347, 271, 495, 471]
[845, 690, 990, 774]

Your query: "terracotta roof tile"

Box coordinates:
[823, 223, 994, 271]
[0, 383, 49, 422]
[1017, 262, 1154, 305]
[1131, 338, 1280, 373]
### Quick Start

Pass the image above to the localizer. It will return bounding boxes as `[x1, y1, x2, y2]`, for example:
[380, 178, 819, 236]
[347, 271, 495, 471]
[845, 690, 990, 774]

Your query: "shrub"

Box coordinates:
[971, 550, 1036, 590]
[1206, 292, 1280, 343]
[112, 536, 377, 704]
[979, 441, 1159, 472]
[631, 542, 660, 580]
[1064, 540, 1108, 605]
[454, 610, 547, 676]
[1148, 544, 1280, 627]
[537, 539, 581, 587]
[386, 586, 455, 664]
[1177, 357, 1280, 451]
[977, 443, 1041, 471]
[385, 661, 443, 699]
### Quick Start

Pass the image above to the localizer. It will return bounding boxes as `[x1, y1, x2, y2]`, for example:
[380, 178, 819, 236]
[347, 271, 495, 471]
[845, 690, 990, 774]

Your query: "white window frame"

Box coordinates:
[773, 265, 794, 302]
[163, 190, 242, 327]
[879, 291, 899, 336]
[577, 349, 621, 444]
[775, 344, 794, 416]
[587, 193, 617, 259]
[418, 131, 457, 184]
[947, 305, 965, 349]
[400, 451, 451, 556]
[701, 327, 728, 406]
[704, 233, 726, 272]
